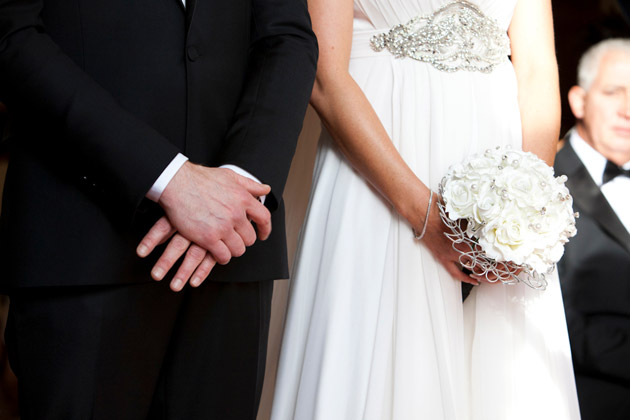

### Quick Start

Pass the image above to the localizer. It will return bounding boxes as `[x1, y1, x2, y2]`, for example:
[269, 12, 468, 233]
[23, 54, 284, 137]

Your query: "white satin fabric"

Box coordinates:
[271, 1, 580, 419]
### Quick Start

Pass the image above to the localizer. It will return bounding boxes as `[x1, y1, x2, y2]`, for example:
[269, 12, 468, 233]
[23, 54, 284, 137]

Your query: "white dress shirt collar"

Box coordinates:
[569, 131, 609, 186]
[569, 130, 630, 232]
[569, 130, 630, 186]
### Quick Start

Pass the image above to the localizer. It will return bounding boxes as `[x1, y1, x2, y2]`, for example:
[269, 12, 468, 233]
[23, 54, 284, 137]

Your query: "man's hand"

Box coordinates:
[136, 162, 272, 290]
[137, 217, 216, 291]
[160, 162, 271, 261]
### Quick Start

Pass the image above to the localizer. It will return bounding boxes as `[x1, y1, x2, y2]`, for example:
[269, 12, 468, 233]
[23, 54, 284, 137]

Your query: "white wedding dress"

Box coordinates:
[271, 1, 581, 419]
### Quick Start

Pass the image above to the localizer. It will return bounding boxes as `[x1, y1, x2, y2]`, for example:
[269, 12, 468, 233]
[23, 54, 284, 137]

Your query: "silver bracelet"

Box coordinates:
[413, 190, 433, 240]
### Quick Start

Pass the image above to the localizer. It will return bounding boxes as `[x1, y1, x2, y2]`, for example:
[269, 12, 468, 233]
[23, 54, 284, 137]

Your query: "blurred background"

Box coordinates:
[554, 0, 630, 134]
[1, 1, 629, 419]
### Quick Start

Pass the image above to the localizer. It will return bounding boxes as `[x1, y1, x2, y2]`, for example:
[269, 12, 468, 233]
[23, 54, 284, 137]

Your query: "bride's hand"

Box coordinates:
[413, 194, 480, 286]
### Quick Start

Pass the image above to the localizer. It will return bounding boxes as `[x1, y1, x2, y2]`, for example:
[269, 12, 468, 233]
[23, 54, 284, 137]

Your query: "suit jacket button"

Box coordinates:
[187, 45, 200, 62]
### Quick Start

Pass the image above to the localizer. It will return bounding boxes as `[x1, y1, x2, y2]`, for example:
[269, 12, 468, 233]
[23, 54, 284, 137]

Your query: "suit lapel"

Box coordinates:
[556, 142, 630, 254]
[185, 0, 196, 29]
[172, 0, 193, 26]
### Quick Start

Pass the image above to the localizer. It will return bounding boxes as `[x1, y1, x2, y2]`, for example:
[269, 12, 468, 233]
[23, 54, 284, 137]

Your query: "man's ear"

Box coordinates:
[568, 85, 586, 120]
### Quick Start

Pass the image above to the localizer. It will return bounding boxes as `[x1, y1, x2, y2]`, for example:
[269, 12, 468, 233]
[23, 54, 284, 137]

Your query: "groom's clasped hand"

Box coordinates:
[136, 162, 272, 292]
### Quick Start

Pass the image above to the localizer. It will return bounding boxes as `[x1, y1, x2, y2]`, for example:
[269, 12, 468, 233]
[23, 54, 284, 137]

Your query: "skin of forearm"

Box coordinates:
[516, 63, 561, 166]
[311, 73, 432, 230]
[509, 0, 560, 166]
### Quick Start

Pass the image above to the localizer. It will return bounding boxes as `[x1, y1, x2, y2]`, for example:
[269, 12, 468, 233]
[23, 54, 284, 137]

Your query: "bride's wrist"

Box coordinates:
[396, 188, 434, 236]
[411, 190, 434, 240]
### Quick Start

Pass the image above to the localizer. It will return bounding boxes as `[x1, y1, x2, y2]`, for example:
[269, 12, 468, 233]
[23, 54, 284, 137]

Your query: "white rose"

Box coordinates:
[479, 214, 534, 264]
[523, 251, 550, 274]
[443, 180, 475, 220]
[546, 242, 566, 265]
[503, 166, 538, 206]
[470, 182, 503, 226]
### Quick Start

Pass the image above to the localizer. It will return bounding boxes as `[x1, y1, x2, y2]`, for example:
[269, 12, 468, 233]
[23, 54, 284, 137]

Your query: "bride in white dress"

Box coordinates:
[271, 0, 581, 419]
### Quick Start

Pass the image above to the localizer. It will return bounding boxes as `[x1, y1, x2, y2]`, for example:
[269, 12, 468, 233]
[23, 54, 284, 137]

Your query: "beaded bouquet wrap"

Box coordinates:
[438, 146, 578, 290]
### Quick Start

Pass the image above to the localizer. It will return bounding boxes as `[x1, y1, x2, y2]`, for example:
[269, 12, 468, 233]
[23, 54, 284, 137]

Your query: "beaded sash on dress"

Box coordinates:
[370, 0, 510, 73]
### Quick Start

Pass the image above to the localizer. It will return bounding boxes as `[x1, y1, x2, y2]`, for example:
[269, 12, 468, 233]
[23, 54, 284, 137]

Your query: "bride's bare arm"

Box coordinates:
[509, 0, 560, 166]
[308, 0, 477, 285]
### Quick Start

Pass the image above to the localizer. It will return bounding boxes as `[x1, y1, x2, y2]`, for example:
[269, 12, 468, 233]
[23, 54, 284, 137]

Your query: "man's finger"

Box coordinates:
[137, 216, 176, 258]
[234, 218, 258, 247]
[237, 175, 271, 197]
[170, 244, 207, 292]
[151, 234, 191, 281]
[221, 229, 247, 258]
[234, 174, 271, 240]
[247, 200, 272, 241]
[207, 240, 232, 265]
[190, 254, 217, 287]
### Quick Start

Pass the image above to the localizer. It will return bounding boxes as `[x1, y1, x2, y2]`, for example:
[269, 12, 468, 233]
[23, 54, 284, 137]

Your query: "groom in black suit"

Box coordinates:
[0, 0, 317, 418]
[555, 38, 630, 420]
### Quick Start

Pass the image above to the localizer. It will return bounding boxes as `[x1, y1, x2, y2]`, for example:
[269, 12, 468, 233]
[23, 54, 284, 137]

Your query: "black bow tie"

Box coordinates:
[603, 160, 630, 184]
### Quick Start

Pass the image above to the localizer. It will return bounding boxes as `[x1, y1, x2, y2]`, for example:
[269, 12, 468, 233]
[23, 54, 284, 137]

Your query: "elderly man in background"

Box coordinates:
[555, 38, 630, 420]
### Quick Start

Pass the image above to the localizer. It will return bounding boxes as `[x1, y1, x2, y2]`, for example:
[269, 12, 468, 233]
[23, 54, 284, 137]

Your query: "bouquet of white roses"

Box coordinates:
[438, 146, 578, 289]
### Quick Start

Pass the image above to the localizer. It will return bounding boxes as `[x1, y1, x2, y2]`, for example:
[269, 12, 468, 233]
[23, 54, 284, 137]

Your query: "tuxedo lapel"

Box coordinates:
[185, 0, 196, 28]
[557, 142, 630, 254]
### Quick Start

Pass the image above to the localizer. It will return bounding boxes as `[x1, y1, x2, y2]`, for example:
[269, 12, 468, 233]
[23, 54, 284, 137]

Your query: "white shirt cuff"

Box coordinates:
[146, 153, 189, 202]
[220, 164, 267, 205]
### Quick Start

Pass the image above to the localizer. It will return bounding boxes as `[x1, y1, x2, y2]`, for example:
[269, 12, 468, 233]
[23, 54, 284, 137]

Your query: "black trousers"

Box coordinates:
[575, 375, 630, 420]
[5, 279, 273, 420]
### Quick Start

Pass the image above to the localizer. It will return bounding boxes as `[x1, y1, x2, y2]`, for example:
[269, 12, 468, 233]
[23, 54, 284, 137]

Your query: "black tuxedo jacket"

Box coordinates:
[554, 140, 630, 418]
[0, 0, 317, 290]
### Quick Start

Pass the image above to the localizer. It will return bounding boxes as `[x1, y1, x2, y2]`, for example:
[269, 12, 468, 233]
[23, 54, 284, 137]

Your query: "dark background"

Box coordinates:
[553, 0, 630, 135]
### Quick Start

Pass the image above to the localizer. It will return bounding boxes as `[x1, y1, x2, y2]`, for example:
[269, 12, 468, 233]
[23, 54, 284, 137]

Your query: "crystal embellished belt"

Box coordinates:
[370, 1, 510, 73]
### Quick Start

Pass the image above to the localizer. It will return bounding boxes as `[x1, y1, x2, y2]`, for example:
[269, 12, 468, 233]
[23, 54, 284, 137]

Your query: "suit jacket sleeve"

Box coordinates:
[564, 303, 630, 384]
[218, 0, 318, 212]
[559, 251, 630, 385]
[0, 0, 180, 220]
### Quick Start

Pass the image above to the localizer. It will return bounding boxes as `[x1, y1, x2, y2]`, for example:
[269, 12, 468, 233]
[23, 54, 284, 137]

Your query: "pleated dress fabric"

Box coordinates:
[271, 1, 581, 419]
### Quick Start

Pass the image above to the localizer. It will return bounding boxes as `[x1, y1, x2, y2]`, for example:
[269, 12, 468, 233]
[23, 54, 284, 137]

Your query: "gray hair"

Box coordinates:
[577, 38, 630, 90]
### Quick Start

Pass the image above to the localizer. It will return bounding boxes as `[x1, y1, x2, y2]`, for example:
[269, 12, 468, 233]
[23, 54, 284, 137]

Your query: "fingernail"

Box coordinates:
[172, 278, 183, 290]
[137, 244, 148, 257]
[152, 267, 165, 280]
[190, 277, 201, 287]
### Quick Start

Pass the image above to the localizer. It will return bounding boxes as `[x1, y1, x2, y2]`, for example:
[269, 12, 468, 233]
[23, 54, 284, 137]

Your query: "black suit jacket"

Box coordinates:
[554, 140, 630, 419]
[0, 0, 318, 289]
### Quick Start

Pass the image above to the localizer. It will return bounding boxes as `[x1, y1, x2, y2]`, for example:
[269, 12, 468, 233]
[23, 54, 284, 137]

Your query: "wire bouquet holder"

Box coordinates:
[437, 146, 579, 290]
